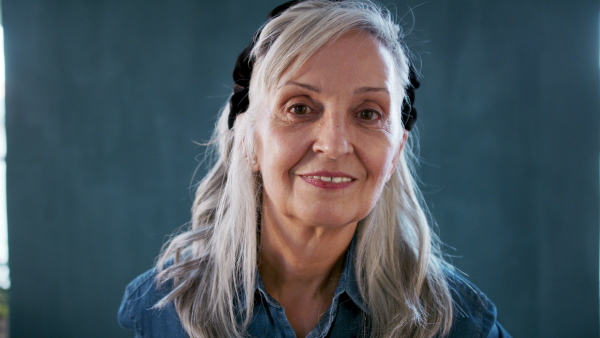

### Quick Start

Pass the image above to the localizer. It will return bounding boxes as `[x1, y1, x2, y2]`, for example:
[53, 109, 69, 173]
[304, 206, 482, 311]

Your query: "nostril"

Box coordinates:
[313, 132, 352, 159]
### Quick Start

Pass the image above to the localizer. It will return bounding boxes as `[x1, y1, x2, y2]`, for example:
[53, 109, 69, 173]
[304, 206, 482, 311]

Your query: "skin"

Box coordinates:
[253, 31, 408, 337]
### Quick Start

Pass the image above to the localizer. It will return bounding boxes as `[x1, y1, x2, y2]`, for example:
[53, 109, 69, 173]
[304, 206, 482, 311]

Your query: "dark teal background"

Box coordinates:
[4, 1, 598, 337]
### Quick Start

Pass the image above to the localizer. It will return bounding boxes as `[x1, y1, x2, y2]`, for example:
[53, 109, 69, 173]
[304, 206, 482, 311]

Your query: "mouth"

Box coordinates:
[303, 175, 353, 183]
[298, 171, 356, 189]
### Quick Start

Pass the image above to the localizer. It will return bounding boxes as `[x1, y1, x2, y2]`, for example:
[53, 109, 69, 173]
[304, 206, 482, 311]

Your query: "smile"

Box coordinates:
[304, 176, 353, 183]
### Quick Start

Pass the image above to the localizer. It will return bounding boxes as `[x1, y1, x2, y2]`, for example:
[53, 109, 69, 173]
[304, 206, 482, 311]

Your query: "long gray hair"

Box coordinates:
[156, 1, 453, 337]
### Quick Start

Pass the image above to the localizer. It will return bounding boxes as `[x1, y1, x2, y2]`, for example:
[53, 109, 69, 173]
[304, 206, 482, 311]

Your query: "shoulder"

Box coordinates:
[445, 270, 512, 338]
[118, 267, 187, 337]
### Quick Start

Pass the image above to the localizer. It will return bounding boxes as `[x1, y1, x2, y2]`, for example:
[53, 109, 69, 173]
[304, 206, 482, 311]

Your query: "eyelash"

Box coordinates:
[356, 109, 381, 121]
[288, 104, 314, 115]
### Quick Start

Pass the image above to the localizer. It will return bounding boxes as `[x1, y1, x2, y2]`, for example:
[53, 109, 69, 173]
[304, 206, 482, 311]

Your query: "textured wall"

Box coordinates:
[412, 1, 599, 336]
[4, 0, 598, 337]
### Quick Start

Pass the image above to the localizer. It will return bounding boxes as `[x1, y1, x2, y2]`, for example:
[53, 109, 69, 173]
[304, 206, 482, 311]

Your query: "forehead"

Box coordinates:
[278, 31, 397, 92]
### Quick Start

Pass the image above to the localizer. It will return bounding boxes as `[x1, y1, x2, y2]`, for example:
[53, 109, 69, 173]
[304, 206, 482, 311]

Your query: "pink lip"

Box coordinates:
[300, 171, 356, 179]
[298, 171, 356, 190]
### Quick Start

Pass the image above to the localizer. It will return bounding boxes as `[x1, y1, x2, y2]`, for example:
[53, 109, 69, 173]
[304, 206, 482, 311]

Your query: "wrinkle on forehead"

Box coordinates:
[281, 32, 396, 96]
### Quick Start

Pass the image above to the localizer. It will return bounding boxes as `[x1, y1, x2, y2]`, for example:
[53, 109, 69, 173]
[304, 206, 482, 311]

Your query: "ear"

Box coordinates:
[234, 113, 261, 173]
[251, 156, 260, 172]
[387, 130, 408, 181]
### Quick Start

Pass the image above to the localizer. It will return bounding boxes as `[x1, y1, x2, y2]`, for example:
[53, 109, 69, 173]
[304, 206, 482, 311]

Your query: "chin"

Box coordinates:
[298, 209, 364, 229]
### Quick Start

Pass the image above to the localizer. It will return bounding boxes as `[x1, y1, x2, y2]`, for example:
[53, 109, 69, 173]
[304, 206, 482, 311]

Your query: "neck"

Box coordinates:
[258, 209, 357, 300]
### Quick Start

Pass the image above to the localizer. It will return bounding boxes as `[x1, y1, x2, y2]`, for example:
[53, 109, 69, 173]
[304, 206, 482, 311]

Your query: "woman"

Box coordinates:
[118, 1, 510, 337]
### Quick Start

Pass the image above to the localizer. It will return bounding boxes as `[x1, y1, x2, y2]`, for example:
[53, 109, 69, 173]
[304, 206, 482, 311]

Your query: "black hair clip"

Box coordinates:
[228, 1, 301, 129]
[401, 65, 419, 131]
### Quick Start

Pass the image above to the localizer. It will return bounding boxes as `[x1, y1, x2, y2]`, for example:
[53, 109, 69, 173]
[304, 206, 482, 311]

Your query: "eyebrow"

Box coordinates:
[279, 81, 321, 92]
[280, 81, 389, 95]
[354, 87, 389, 95]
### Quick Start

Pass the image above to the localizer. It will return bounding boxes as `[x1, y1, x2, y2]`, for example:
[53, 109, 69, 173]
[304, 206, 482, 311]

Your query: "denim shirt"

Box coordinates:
[118, 243, 511, 338]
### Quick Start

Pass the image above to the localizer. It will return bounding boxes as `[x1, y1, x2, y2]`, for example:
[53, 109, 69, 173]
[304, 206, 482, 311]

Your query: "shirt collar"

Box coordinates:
[340, 233, 368, 313]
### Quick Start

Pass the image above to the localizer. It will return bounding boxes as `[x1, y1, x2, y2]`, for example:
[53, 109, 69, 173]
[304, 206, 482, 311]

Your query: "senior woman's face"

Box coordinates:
[254, 31, 407, 229]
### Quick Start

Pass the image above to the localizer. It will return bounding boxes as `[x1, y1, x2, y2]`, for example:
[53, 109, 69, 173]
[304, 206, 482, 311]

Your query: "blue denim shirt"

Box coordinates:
[119, 243, 511, 338]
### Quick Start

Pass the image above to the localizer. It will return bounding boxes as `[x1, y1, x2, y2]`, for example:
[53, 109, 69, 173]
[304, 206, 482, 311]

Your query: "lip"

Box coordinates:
[300, 171, 356, 179]
[298, 171, 356, 190]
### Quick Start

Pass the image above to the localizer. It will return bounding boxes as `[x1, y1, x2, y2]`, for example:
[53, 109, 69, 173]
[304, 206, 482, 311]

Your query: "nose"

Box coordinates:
[312, 111, 353, 159]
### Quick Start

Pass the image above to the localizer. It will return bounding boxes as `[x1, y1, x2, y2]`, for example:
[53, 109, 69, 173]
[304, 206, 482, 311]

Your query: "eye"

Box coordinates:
[289, 104, 313, 115]
[357, 109, 380, 121]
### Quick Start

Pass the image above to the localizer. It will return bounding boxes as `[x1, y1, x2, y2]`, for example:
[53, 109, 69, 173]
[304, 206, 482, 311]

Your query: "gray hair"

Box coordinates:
[156, 1, 453, 337]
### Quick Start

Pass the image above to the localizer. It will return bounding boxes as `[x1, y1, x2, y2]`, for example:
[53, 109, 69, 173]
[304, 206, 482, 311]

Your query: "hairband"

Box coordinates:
[227, 0, 419, 131]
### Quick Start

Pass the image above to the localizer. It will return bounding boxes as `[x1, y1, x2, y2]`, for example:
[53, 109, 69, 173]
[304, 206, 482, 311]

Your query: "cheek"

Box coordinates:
[255, 125, 307, 177]
[365, 146, 400, 183]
